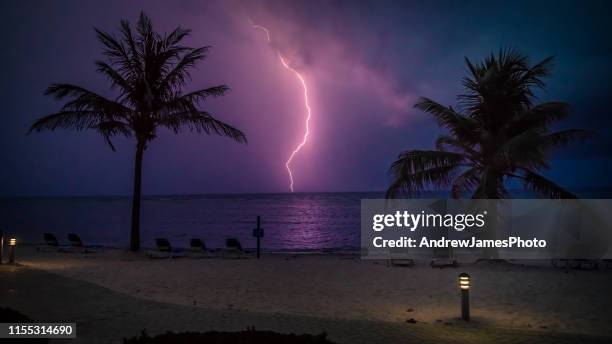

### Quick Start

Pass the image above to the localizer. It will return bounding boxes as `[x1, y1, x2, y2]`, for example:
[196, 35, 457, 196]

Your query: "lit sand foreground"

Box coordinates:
[1, 247, 611, 343]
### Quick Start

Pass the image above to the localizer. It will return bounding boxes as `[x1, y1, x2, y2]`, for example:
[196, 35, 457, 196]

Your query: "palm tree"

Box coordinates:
[29, 12, 247, 251]
[387, 49, 591, 200]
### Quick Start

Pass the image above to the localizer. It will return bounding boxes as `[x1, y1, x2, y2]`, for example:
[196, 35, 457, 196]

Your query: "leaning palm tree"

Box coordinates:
[29, 12, 247, 251]
[387, 49, 591, 200]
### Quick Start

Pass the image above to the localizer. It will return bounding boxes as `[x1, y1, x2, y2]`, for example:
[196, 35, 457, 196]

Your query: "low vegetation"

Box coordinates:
[123, 329, 336, 344]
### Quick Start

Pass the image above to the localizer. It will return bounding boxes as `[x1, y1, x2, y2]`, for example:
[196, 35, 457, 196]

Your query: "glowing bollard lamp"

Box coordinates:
[8, 238, 16, 264]
[459, 272, 470, 321]
[0, 232, 3, 264]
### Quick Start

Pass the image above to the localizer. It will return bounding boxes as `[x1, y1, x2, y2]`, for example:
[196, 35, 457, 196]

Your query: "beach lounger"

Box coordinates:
[430, 247, 459, 268]
[552, 258, 599, 270]
[222, 237, 248, 259]
[145, 238, 185, 259]
[67, 233, 101, 253]
[387, 247, 414, 267]
[187, 238, 215, 258]
[552, 258, 569, 269]
[571, 259, 599, 270]
[36, 233, 68, 252]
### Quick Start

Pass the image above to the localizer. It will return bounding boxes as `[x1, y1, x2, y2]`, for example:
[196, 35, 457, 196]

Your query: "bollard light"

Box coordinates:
[459, 273, 469, 289]
[0, 233, 3, 265]
[8, 237, 16, 264]
[458, 272, 470, 321]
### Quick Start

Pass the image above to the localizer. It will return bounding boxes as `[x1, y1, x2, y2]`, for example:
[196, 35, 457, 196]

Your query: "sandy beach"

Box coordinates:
[2, 246, 611, 343]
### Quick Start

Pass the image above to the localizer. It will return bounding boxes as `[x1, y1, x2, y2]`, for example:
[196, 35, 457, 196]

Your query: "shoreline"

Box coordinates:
[19, 243, 604, 265]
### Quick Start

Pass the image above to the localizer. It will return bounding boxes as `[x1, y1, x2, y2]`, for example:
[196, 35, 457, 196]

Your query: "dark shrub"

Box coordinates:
[0, 307, 49, 343]
[0, 307, 34, 322]
[123, 329, 336, 344]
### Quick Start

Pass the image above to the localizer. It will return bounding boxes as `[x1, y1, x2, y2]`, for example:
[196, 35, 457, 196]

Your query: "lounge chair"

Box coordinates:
[387, 247, 414, 267]
[67, 233, 101, 253]
[187, 238, 215, 258]
[430, 247, 459, 268]
[145, 238, 185, 259]
[222, 237, 248, 259]
[552, 258, 599, 270]
[551, 258, 569, 269]
[36, 233, 68, 252]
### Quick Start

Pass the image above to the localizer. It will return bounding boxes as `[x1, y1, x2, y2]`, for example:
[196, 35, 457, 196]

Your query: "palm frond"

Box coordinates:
[521, 56, 554, 89]
[29, 110, 106, 132]
[509, 101, 570, 134]
[386, 165, 459, 198]
[451, 167, 480, 199]
[176, 85, 229, 104]
[414, 98, 478, 144]
[518, 169, 577, 199]
[495, 129, 548, 170]
[95, 120, 132, 151]
[386, 150, 464, 198]
[164, 26, 190, 47]
[543, 129, 594, 147]
[45, 84, 131, 115]
[117, 19, 143, 77]
[435, 135, 479, 161]
[158, 47, 210, 93]
[95, 61, 133, 95]
[158, 110, 246, 143]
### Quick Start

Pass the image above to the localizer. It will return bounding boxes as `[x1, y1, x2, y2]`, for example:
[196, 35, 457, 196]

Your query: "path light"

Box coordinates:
[0, 233, 3, 264]
[458, 272, 470, 321]
[8, 237, 16, 264]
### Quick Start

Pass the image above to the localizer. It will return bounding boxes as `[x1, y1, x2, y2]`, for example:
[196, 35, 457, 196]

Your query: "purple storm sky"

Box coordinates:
[1, 0, 611, 196]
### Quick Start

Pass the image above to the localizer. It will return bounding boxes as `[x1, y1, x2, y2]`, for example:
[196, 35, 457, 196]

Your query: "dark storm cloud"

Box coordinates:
[239, 0, 612, 186]
[1, 0, 611, 196]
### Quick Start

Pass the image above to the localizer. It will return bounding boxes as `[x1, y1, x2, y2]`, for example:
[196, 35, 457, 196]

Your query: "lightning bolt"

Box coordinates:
[251, 21, 312, 192]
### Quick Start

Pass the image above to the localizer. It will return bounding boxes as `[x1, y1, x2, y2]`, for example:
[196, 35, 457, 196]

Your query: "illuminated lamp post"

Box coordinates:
[459, 272, 470, 321]
[8, 238, 16, 264]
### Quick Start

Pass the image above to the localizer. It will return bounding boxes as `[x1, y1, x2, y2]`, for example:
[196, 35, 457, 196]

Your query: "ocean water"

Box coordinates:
[0, 193, 382, 251]
[2, 189, 610, 251]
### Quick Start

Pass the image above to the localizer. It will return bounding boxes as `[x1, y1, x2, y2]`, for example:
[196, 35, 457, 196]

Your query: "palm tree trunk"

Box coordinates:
[130, 140, 145, 251]
[477, 170, 501, 259]
[482, 199, 500, 259]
